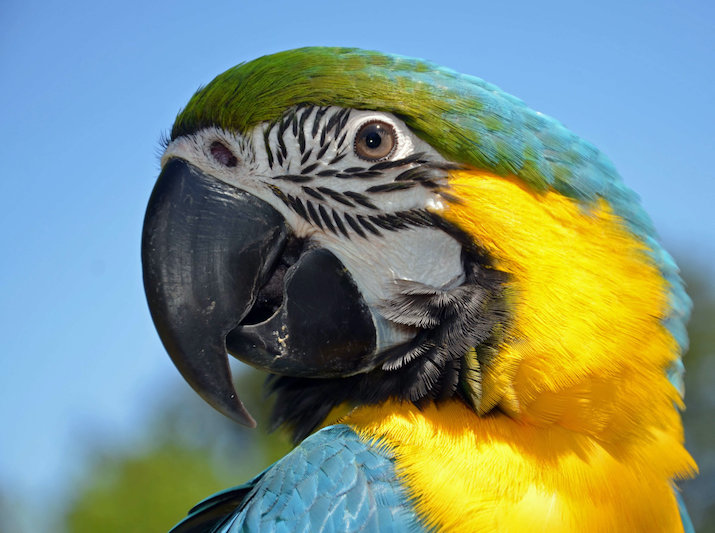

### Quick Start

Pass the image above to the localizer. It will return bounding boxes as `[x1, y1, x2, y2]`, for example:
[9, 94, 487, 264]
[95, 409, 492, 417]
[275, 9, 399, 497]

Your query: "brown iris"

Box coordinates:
[354, 121, 397, 161]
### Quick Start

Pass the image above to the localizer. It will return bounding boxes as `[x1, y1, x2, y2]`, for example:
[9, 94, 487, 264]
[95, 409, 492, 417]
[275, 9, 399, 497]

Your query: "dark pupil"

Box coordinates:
[365, 129, 382, 149]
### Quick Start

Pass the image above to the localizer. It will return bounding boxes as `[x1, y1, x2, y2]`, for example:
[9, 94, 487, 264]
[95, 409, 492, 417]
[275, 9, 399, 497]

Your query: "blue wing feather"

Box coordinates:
[170, 425, 426, 533]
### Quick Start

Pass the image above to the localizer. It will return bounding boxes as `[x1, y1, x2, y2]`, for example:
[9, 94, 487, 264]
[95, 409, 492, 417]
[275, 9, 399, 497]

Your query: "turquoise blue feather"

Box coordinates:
[170, 425, 426, 533]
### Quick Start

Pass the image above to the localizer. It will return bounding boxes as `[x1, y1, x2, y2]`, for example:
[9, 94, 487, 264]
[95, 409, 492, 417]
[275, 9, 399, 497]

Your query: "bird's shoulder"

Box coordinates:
[170, 424, 425, 533]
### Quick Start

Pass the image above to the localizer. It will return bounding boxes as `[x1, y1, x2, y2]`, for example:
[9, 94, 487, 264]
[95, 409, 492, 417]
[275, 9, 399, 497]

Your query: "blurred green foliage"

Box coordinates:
[65, 444, 230, 532]
[680, 263, 715, 532]
[63, 371, 291, 533]
[22, 266, 715, 533]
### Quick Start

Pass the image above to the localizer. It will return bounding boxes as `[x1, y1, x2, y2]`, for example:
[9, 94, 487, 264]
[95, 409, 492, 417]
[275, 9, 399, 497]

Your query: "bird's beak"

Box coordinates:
[141, 159, 376, 426]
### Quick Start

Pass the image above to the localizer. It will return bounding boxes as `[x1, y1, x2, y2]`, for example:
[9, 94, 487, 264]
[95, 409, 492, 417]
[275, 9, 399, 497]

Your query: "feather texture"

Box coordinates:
[347, 401, 695, 533]
[170, 425, 426, 533]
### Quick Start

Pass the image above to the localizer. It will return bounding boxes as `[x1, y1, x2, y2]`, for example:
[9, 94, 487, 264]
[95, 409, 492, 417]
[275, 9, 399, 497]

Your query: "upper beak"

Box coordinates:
[141, 159, 288, 426]
[141, 158, 377, 426]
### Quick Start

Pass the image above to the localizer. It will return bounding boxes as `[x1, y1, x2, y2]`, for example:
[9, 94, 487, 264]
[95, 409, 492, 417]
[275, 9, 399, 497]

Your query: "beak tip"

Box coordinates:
[205, 388, 258, 428]
[225, 398, 258, 428]
[182, 355, 259, 428]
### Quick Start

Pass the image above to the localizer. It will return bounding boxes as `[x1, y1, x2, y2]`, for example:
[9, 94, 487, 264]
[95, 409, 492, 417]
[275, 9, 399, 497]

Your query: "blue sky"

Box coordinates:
[1, 0, 713, 516]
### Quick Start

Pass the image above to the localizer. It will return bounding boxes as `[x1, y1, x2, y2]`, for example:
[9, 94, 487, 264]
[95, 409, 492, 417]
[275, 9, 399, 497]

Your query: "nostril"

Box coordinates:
[210, 141, 238, 167]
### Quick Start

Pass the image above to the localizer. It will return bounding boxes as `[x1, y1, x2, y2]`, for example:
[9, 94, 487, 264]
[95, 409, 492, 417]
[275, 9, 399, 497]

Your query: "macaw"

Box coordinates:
[141, 47, 697, 532]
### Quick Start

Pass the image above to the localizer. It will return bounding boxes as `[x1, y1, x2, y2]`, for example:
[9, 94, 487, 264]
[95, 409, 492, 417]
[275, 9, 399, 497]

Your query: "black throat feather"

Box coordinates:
[267, 232, 509, 443]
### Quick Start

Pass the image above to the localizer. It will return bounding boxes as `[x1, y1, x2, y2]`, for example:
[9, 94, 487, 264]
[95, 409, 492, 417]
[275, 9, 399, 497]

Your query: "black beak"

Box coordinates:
[141, 159, 377, 426]
[142, 159, 288, 426]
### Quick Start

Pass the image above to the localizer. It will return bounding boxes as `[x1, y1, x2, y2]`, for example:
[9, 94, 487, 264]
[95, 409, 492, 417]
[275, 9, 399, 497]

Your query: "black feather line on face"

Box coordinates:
[302, 186, 325, 201]
[267, 230, 509, 443]
[343, 213, 366, 238]
[306, 200, 323, 229]
[300, 148, 312, 165]
[301, 162, 319, 175]
[328, 151, 347, 165]
[331, 209, 350, 238]
[263, 126, 275, 169]
[315, 142, 331, 161]
[298, 105, 313, 133]
[277, 117, 290, 159]
[311, 107, 328, 138]
[318, 204, 336, 234]
[343, 191, 377, 209]
[356, 215, 381, 236]
[291, 110, 299, 137]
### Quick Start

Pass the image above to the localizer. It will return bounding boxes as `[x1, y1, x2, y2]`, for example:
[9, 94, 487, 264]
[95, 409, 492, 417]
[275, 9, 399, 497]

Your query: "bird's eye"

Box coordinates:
[210, 141, 238, 167]
[354, 121, 397, 161]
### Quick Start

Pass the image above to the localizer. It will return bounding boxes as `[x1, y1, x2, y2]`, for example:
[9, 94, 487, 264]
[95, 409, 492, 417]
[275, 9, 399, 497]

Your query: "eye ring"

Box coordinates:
[210, 140, 238, 168]
[354, 120, 397, 161]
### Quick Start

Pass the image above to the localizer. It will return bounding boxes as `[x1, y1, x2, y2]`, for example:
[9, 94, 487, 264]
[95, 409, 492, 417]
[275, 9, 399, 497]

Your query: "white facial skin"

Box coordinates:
[162, 107, 465, 350]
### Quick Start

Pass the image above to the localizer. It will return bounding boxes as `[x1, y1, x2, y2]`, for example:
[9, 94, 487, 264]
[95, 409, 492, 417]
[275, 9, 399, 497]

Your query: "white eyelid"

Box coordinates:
[349, 112, 415, 160]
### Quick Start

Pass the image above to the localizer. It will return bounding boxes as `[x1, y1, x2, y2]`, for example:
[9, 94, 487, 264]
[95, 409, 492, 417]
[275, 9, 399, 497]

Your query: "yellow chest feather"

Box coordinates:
[343, 170, 696, 531]
[346, 401, 693, 533]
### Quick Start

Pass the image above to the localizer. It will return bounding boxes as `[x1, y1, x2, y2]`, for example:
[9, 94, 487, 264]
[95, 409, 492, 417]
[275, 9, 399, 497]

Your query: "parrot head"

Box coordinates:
[142, 47, 690, 442]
